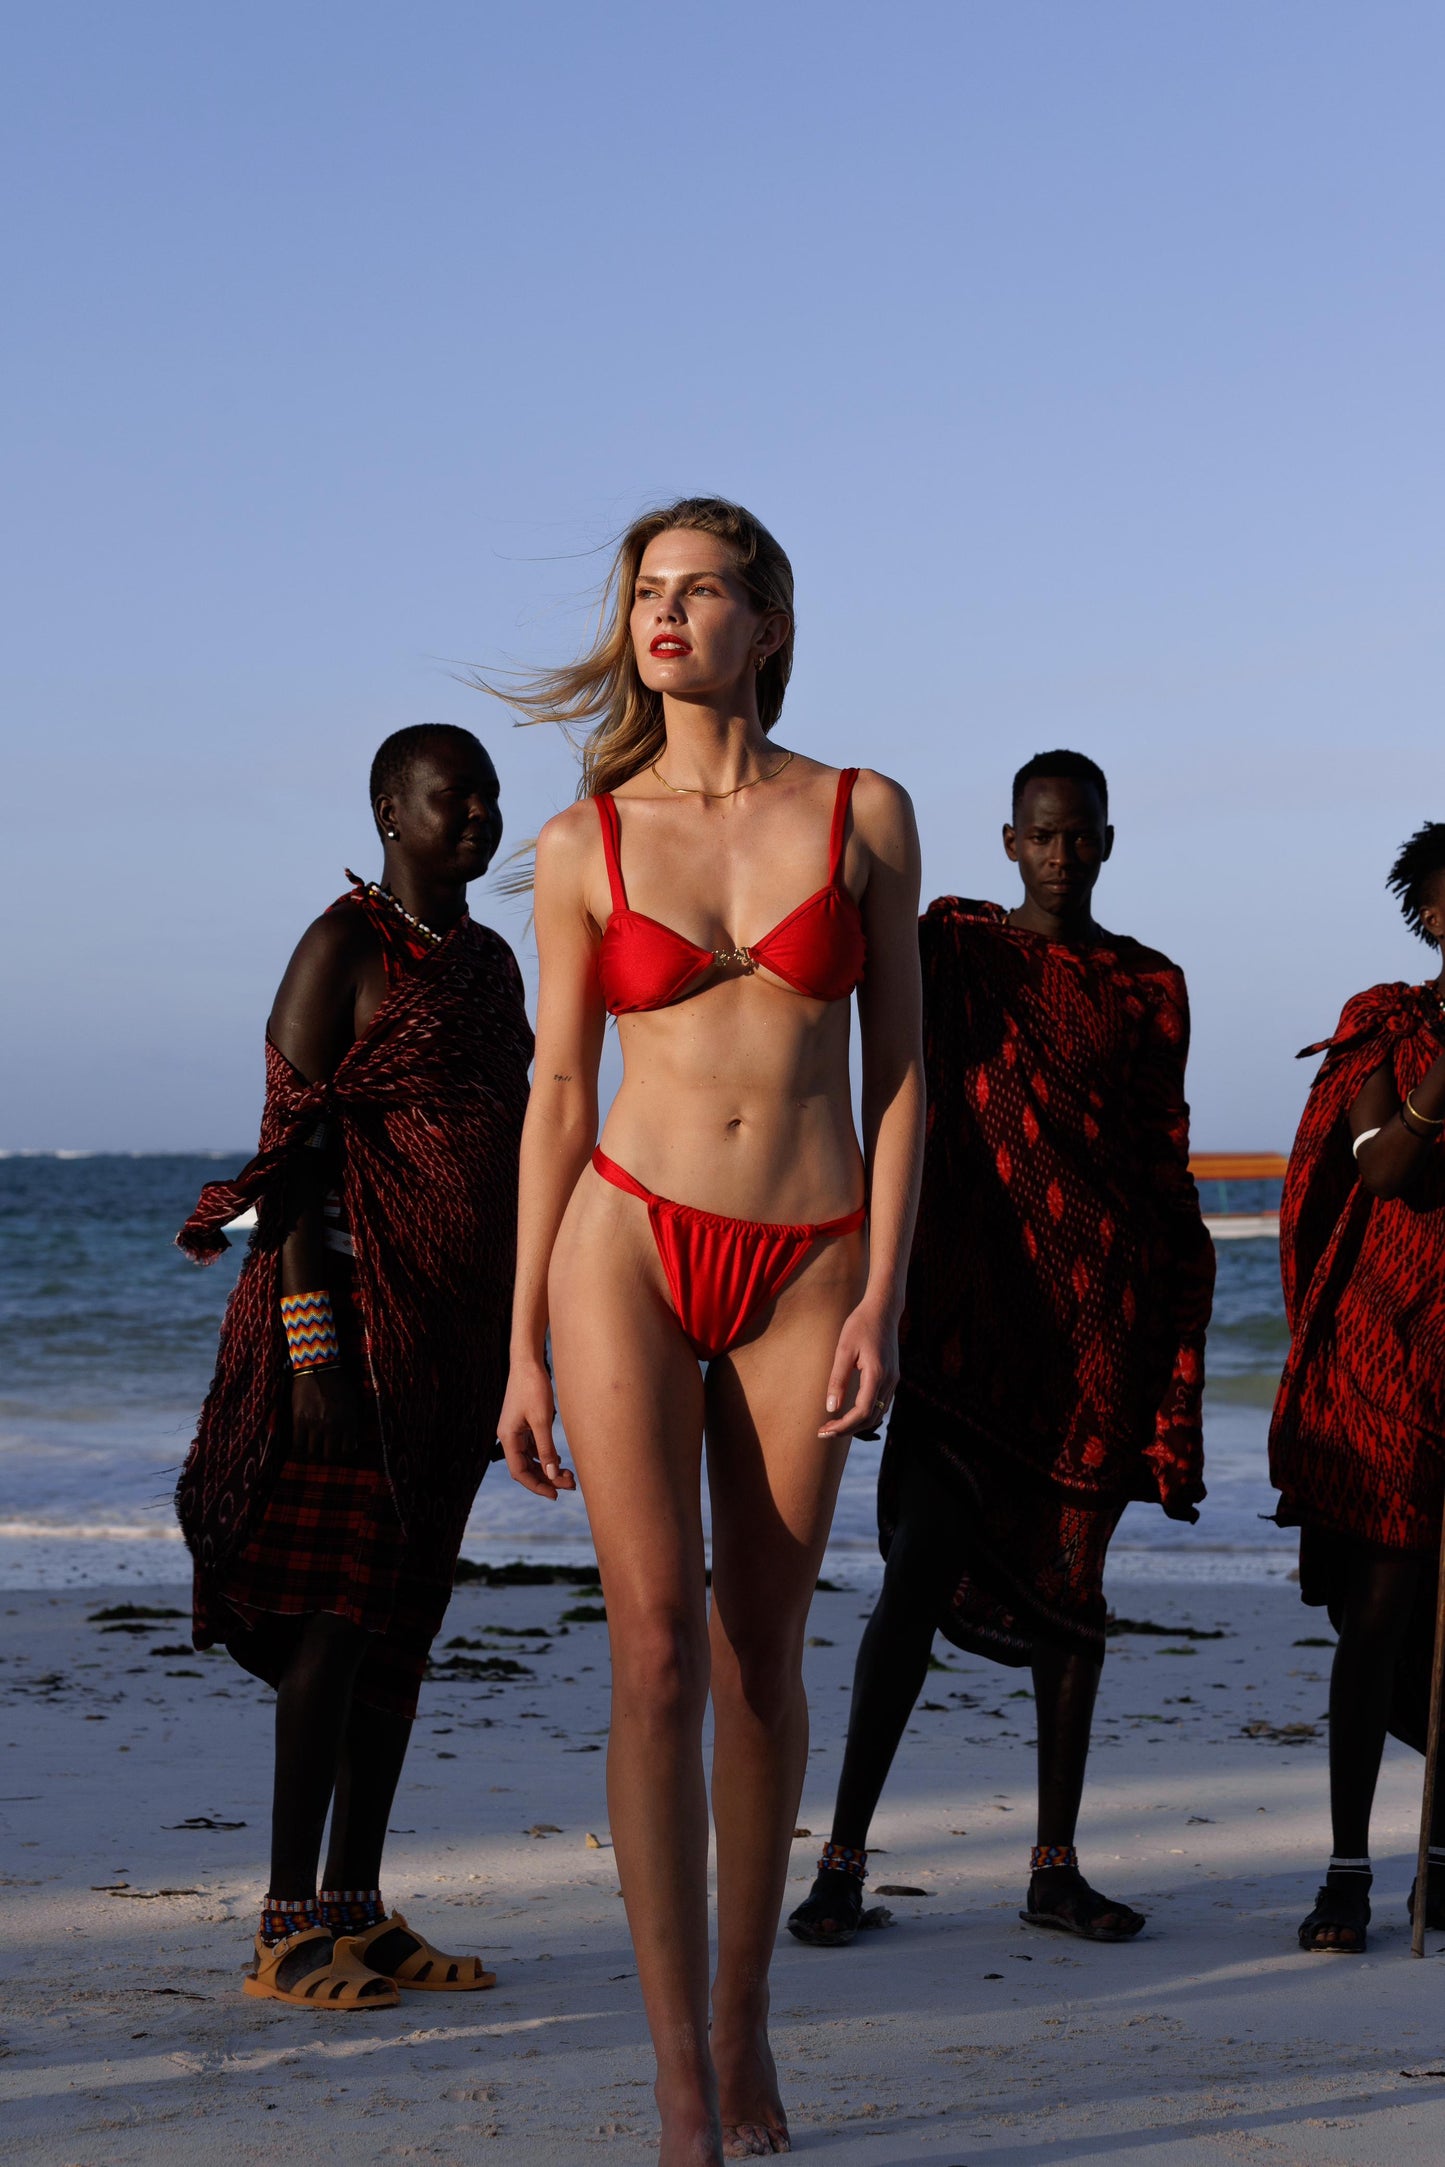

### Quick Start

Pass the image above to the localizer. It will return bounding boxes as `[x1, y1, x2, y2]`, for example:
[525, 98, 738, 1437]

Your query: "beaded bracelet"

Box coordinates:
[280, 1290, 341, 1373]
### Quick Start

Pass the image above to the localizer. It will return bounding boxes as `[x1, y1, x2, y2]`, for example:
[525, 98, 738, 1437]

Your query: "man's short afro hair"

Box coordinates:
[1011, 748, 1109, 815]
[1386, 821, 1445, 945]
[369, 724, 489, 817]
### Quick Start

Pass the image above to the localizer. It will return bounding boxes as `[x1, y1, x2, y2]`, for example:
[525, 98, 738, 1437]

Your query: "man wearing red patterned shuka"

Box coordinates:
[1272, 823, 1445, 1956]
[176, 725, 532, 2008]
[790, 751, 1214, 1949]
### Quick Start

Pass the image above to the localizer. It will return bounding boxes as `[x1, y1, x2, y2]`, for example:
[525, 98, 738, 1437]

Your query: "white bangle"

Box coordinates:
[1352, 1126, 1382, 1160]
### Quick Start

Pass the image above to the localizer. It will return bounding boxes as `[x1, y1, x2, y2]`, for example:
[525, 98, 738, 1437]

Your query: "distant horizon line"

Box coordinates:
[0, 1147, 249, 1160]
[1, 1142, 1290, 1161]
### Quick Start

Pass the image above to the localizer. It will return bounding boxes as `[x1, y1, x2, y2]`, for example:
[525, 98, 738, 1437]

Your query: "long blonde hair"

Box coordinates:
[480, 496, 795, 801]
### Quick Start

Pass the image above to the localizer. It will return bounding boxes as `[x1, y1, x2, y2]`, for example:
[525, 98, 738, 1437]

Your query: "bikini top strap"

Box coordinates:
[594, 793, 628, 914]
[828, 768, 861, 885]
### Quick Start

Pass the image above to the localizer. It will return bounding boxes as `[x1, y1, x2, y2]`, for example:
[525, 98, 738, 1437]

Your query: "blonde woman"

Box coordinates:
[494, 498, 923, 2164]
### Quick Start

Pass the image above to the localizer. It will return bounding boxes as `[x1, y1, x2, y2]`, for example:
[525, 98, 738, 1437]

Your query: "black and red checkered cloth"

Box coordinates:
[176, 880, 532, 1716]
[197, 1265, 454, 1716]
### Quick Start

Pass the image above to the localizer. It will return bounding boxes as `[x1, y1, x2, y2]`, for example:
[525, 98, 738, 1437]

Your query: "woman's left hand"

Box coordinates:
[818, 1299, 899, 1440]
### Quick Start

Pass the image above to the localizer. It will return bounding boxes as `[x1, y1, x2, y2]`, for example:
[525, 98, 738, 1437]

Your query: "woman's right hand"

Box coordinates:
[497, 1357, 576, 1499]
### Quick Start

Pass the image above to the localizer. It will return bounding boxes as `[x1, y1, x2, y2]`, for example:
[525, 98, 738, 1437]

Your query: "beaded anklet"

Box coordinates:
[816, 1840, 868, 1883]
[1326, 1854, 1372, 1884]
[1030, 1843, 1079, 1873]
[319, 1886, 386, 1933]
[260, 1894, 320, 1946]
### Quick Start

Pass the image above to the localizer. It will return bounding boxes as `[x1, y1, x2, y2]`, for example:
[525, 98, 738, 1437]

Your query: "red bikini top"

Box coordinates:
[595, 767, 866, 1015]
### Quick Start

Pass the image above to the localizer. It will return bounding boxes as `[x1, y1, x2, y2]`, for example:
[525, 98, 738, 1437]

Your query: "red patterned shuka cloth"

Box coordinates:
[882, 899, 1215, 1663]
[1271, 981, 1445, 1552]
[175, 882, 533, 1716]
[1269, 980, 1445, 1753]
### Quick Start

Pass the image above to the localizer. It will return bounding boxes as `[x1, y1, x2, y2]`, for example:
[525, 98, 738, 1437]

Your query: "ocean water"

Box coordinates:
[0, 1155, 1296, 1590]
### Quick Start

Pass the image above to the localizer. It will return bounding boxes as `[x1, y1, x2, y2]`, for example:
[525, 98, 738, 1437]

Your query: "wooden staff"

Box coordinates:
[1410, 1511, 1445, 1956]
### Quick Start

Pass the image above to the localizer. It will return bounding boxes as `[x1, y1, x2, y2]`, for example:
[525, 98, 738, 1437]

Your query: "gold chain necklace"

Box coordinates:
[649, 748, 795, 800]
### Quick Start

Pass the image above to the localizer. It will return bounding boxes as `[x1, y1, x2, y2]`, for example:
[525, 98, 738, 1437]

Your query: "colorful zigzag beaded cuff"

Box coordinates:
[280, 1290, 341, 1373]
[1030, 1843, 1078, 1873]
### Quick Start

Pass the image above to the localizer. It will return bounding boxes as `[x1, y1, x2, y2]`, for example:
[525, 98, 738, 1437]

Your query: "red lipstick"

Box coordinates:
[650, 636, 691, 657]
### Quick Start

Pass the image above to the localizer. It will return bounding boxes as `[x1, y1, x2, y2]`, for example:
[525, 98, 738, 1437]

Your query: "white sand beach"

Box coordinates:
[3, 1573, 1443, 2166]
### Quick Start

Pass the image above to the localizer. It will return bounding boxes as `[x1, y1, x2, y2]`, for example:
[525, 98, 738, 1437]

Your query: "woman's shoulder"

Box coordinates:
[848, 763, 913, 815]
[539, 796, 603, 835]
[463, 915, 524, 969]
[295, 889, 383, 972]
[536, 798, 605, 869]
[770, 755, 910, 810]
[268, 892, 384, 1044]
[462, 918, 532, 1009]
[845, 765, 917, 864]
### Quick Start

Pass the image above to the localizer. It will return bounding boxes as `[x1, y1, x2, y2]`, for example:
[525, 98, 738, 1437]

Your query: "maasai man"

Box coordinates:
[1272, 822, 1445, 1955]
[790, 750, 1214, 1947]
[177, 724, 534, 2008]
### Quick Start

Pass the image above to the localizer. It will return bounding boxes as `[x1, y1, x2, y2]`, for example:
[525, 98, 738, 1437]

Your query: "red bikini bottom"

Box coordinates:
[591, 1147, 865, 1361]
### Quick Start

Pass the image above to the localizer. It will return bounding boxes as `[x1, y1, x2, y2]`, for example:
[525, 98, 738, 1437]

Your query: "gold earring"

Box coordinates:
[755, 653, 766, 671]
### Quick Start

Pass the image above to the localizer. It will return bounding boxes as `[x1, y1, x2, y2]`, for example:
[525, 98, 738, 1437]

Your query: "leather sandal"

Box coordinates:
[1020, 1869, 1146, 1942]
[241, 1925, 399, 2008]
[344, 1909, 497, 1990]
[1298, 1880, 1369, 1952]
[787, 1867, 866, 1946]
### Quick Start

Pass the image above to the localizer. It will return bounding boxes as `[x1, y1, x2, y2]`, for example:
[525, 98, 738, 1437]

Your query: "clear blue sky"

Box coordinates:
[4, 1, 1441, 1151]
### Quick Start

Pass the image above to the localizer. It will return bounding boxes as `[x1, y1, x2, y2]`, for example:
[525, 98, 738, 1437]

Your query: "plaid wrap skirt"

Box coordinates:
[880, 1407, 1124, 1667]
[194, 1263, 453, 1720]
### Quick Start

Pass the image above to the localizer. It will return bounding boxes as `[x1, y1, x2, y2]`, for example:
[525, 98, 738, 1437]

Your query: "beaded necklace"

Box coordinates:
[361, 880, 445, 947]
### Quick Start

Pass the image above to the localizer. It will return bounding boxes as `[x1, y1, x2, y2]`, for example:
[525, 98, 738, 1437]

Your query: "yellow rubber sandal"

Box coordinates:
[241, 1925, 400, 2008]
[345, 1909, 497, 1990]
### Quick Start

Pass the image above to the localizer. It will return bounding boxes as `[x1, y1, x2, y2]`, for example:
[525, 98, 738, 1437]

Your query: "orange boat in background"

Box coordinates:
[1188, 1152, 1285, 1242]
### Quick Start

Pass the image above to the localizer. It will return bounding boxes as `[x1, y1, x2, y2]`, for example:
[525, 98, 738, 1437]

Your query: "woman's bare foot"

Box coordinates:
[711, 2016, 790, 2157]
[655, 2072, 725, 2167]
